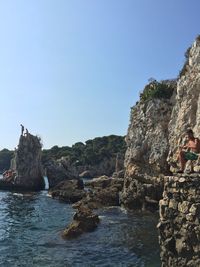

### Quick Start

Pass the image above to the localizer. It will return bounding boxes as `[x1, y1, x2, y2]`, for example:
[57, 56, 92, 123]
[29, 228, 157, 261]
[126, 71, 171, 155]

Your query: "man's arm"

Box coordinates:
[187, 139, 198, 150]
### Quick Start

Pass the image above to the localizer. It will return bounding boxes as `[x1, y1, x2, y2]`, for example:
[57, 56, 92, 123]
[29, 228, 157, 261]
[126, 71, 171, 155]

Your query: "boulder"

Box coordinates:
[49, 179, 86, 203]
[74, 176, 124, 209]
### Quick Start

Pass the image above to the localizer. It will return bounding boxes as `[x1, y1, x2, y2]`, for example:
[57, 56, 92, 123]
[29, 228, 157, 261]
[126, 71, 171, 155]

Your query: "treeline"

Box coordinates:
[0, 149, 14, 172]
[42, 135, 126, 166]
[0, 135, 126, 172]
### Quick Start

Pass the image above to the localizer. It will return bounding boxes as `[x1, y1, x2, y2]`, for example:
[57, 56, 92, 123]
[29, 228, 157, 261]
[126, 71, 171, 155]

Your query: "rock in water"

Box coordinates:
[62, 206, 100, 239]
[45, 159, 76, 188]
[74, 176, 124, 209]
[13, 133, 45, 190]
[49, 179, 86, 203]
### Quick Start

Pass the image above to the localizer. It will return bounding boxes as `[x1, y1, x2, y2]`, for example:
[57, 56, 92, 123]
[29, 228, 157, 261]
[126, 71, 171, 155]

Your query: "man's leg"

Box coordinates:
[178, 150, 187, 172]
[190, 161, 194, 172]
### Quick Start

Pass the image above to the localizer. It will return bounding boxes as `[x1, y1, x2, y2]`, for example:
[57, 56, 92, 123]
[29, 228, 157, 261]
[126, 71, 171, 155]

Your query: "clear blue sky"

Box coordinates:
[0, 0, 199, 149]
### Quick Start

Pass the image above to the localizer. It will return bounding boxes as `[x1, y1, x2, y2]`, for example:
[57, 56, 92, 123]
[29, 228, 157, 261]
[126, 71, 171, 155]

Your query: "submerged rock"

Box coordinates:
[62, 206, 100, 239]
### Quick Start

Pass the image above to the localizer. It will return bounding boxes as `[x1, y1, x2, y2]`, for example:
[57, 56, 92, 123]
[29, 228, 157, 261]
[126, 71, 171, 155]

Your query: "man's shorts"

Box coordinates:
[184, 151, 199, 160]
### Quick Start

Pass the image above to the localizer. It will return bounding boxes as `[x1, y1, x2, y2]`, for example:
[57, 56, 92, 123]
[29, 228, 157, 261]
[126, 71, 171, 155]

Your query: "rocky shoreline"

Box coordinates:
[49, 174, 124, 238]
[0, 36, 200, 263]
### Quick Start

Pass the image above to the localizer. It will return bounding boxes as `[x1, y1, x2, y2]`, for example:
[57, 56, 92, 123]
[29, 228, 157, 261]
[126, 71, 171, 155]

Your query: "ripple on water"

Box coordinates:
[0, 191, 160, 267]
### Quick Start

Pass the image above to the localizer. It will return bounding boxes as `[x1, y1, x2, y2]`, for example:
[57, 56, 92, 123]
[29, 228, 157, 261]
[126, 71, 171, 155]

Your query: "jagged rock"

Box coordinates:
[62, 206, 100, 239]
[122, 37, 200, 211]
[156, 38, 200, 266]
[121, 80, 176, 210]
[49, 179, 85, 203]
[74, 176, 124, 209]
[124, 86, 176, 178]
[0, 133, 45, 191]
[168, 37, 200, 172]
[120, 174, 164, 210]
[45, 159, 76, 188]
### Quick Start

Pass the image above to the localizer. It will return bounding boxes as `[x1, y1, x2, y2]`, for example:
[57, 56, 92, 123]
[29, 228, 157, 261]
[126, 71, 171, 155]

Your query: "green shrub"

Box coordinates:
[140, 80, 174, 103]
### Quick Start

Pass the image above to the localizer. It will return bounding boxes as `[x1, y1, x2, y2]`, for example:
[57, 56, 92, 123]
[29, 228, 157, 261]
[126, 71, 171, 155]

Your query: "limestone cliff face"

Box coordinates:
[157, 38, 200, 266]
[124, 96, 175, 177]
[13, 133, 45, 190]
[168, 38, 200, 170]
[120, 82, 176, 209]
[121, 36, 200, 209]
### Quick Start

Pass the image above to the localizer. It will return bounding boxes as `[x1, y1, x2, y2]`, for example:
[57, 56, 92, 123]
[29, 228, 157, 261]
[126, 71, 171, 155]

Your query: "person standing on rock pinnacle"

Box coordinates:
[20, 124, 24, 136]
[177, 129, 200, 173]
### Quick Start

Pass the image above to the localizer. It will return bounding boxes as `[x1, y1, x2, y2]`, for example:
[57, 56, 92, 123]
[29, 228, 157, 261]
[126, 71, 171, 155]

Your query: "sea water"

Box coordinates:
[0, 189, 160, 267]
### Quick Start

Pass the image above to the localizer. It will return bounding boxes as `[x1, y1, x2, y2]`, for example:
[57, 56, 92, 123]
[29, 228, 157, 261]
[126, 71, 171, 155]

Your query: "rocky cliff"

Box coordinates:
[120, 36, 200, 265]
[120, 80, 176, 209]
[168, 37, 200, 172]
[13, 133, 45, 190]
[157, 38, 200, 265]
[121, 36, 200, 210]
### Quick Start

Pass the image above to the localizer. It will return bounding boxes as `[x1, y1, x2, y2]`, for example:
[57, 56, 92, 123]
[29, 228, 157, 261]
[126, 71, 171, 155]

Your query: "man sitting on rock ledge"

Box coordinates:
[177, 129, 200, 173]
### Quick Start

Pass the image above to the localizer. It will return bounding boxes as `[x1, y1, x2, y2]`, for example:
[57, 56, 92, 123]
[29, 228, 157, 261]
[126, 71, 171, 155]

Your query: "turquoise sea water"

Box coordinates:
[0, 188, 160, 267]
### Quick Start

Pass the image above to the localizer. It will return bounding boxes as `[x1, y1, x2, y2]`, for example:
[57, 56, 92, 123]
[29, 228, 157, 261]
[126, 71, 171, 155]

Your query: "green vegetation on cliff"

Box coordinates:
[140, 79, 174, 103]
[42, 135, 126, 166]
